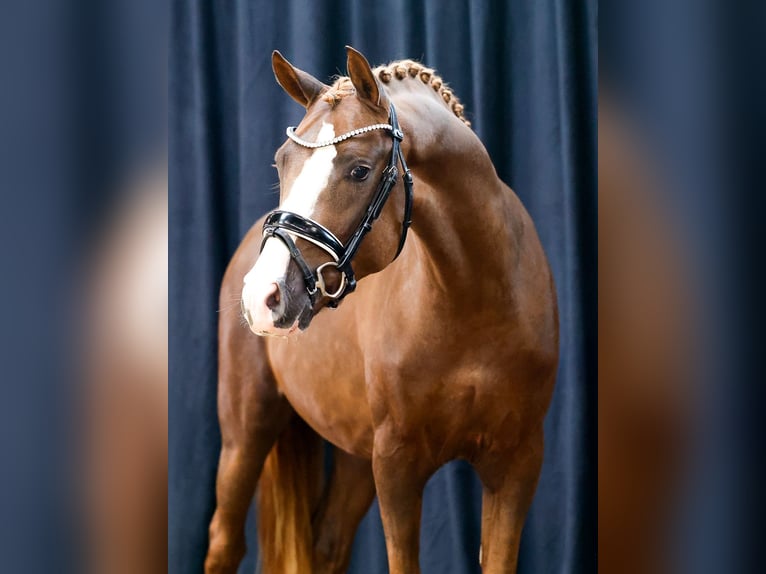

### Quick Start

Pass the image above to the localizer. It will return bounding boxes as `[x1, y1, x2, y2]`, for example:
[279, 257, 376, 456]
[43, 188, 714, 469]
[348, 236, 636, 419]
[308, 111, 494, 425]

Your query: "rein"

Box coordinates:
[261, 103, 413, 308]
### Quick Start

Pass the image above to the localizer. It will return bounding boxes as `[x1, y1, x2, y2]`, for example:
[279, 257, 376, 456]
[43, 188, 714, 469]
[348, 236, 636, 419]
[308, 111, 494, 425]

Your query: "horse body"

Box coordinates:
[206, 48, 558, 574]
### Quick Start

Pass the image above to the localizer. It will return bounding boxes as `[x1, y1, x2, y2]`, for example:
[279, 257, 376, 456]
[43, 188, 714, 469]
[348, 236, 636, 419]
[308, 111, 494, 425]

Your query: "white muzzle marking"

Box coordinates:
[241, 121, 337, 335]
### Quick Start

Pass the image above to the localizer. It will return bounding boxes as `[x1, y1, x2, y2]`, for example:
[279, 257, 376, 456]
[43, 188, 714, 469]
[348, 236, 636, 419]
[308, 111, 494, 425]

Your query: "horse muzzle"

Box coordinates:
[241, 256, 314, 336]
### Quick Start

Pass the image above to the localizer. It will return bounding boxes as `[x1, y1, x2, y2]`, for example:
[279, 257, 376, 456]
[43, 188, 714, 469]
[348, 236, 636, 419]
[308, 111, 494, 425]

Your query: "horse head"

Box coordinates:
[242, 47, 412, 336]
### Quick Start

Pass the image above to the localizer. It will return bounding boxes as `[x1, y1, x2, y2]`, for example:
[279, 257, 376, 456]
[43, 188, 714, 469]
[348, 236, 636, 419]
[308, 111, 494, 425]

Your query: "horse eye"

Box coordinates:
[350, 165, 371, 181]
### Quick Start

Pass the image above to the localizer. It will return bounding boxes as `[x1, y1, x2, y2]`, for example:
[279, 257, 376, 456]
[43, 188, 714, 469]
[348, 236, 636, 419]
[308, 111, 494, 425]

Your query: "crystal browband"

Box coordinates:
[285, 123, 397, 149]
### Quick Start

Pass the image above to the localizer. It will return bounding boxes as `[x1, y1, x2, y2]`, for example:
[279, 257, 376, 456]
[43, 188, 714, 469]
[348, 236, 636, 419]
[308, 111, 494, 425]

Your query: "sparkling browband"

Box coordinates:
[286, 123, 395, 149]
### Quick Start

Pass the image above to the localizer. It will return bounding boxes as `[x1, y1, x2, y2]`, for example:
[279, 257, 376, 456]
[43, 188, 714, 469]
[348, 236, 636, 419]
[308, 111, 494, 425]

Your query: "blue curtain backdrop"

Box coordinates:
[169, 1, 597, 572]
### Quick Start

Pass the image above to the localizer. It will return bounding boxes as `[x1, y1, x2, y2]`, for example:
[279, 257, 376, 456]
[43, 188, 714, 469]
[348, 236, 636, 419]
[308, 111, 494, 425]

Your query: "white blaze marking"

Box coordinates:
[241, 121, 336, 333]
[281, 121, 337, 216]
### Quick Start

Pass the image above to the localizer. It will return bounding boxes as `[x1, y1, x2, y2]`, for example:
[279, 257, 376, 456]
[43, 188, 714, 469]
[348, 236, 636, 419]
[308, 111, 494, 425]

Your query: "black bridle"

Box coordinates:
[261, 103, 413, 308]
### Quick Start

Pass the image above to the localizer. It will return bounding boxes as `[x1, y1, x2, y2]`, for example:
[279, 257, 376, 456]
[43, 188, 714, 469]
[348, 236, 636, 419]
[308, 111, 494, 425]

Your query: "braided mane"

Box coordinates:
[321, 59, 471, 128]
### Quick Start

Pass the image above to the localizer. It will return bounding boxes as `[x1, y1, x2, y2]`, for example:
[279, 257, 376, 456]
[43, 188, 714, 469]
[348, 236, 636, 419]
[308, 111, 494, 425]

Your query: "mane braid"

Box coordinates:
[321, 59, 471, 128]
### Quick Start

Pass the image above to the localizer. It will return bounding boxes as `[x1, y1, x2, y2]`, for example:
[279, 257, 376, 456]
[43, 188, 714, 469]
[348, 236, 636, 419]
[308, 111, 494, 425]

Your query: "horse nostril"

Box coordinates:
[265, 283, 282, 312]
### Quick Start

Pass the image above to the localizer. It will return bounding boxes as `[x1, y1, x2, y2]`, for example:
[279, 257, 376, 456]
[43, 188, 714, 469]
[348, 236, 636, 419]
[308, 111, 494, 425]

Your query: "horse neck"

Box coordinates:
[393, 90, 521, 288]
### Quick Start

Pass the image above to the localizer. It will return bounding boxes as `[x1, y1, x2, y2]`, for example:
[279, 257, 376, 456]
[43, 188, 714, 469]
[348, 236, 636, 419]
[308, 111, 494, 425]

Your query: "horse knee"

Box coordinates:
[313, 531, 351, 574]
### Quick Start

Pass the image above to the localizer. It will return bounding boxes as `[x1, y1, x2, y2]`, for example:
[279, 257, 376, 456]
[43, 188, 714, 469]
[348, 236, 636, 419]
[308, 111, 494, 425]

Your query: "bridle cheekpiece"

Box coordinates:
[261, 103, 413, 308]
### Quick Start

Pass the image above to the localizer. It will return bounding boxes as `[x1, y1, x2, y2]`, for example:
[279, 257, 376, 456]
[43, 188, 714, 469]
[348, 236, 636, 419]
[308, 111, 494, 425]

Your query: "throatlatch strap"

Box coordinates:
[396, 166, 414, 258]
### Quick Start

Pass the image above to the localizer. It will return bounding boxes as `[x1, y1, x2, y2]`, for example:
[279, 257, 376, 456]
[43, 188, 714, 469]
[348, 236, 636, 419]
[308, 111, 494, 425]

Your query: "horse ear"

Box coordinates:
[345, 46, 386, 108]
[272, 50, 329, 108]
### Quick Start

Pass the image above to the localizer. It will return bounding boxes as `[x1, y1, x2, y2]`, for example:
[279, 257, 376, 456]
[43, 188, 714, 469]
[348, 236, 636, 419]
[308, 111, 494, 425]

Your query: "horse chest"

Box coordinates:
[265, 296, 533, 461]
[267, 334, 375, 458]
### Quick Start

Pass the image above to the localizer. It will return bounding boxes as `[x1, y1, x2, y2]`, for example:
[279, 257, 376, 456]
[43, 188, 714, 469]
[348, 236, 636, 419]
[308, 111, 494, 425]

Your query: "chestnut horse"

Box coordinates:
[205, 47, 558, 574]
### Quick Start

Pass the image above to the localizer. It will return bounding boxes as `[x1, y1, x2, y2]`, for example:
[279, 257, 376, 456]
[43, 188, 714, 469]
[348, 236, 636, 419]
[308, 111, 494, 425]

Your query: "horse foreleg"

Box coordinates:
[372, 426, 432, 574]
[204, 336, 292, 574]
[311, 448, 376, 573]
[476, 427, 544, 574]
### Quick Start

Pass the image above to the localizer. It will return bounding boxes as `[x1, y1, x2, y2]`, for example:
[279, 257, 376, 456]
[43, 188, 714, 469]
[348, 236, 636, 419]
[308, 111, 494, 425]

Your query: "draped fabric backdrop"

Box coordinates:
[170, 1, 596, 572]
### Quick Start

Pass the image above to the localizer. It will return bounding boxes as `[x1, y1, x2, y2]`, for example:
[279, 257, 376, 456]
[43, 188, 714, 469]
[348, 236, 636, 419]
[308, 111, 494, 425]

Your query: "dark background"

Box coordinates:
[170, 1, 597, 572]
